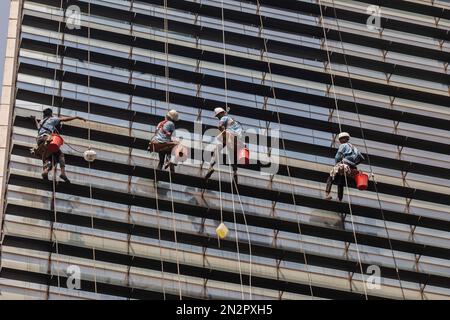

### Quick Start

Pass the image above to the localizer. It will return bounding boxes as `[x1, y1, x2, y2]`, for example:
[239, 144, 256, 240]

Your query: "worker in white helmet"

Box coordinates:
[214, 107, 243, 138]
[148, 109, 180, 171]
[325, 132, 365, 201]
[206, 107, 244, 182]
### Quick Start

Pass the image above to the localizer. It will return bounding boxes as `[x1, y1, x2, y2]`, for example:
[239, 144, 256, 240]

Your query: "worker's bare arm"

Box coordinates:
[59, 116, 86, 122]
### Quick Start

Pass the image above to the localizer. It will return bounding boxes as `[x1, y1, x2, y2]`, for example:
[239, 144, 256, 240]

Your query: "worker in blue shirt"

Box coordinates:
[32, 108, 85, 182]
[205, 108, 244, 182]
[215, 107, 243, 138]
[325, 132, 364, 201]
[148, 109, 179, 171]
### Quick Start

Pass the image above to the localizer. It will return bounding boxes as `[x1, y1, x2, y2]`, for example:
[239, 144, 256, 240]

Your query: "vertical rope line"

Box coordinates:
[317, 0, 368, 299]
[231, 178, 252, 299]
[327, 2, 406, 299]
[153, 158, 166, 300]
[220, 0, 245, 300]
[145, 1, 167, 300]
[87, 0, 98, 295]
[152, 149, 166, 299]
[217, 143, 224, 225]
[47, 0, 64, 299]
[125, 0, 135, 298]
[215, 141, 224, 255]
[254, 0, 314, 299]
[163, 0, 183, 300]
[167, 151, 182, 300]
[51, 158, 61, 296]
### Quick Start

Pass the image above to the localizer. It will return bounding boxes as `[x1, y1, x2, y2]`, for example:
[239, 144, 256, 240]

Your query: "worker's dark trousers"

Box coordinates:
[157, 152, 164, 169]
[149, 141, 177, 170]
[326, 175, 344, 201]
[158, 152, 174, 171]
[232, 137, 238, 175]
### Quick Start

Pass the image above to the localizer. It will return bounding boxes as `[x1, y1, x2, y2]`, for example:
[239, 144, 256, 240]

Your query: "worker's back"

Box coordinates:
[220, 115, 242, 136]
[153, 119, 175, 143]
[336, 142, 364, 166]
[38, 116, 60, 137]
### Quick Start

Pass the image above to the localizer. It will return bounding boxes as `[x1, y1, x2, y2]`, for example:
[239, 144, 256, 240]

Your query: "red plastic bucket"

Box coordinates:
[238, 146, 250, 165]
[47, 134, 64, 153]
[355, 172, 369, 191]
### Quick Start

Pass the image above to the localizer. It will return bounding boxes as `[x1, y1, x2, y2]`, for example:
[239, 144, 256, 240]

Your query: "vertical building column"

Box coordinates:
[0, 0, 22, 228]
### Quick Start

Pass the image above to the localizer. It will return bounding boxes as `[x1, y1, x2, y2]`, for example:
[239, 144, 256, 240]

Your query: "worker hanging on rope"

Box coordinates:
[31, 108, 85, 182]
[148, 109, 180, 172]
[216, 107, 243, 139]
[325, 132, 365, 201]
[206, 107, 246, 182]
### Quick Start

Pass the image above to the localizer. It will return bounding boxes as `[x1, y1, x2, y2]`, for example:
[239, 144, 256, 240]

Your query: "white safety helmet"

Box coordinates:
[214, 107, 226, 117]
[167, 109, 179, 122]
[337, 132, 350, 140]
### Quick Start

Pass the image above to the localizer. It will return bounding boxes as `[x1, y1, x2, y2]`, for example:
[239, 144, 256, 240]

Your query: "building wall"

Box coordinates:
[0, 0, 22, 240]
[0, 0, 449, 300]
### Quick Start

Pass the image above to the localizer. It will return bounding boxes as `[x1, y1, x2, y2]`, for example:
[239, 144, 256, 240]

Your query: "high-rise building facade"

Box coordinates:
[0, 0, 449, 300]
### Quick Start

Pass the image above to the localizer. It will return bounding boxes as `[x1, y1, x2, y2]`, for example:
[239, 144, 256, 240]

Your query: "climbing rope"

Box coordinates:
[46, 0, 65, 299]
[219, 0, 256, 299]
[50, 1, 100, 297]
[253, 0, 315, 299]
[148, 3, 167, 299]
[316, 0, 369, 298]
[163, 0, 183, 300]
[125, 0, 136, 299]
[151, 137, 167, 299]
[219, 0, 244, 300]
[50, 158, 61, 297]
[326, 1, 406, 299]
[87, 0, 99, 295]
[317, 0, 381, 298]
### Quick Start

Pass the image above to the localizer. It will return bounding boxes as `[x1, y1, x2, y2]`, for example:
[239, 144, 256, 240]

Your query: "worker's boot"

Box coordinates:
[60, 174, 70, 183]
[165, 158, 176, 172]
[164, 158, 177, 172]
[59, 168, 70, 183]
[204, 167, 214, 181]
[204, 158, 216, 181]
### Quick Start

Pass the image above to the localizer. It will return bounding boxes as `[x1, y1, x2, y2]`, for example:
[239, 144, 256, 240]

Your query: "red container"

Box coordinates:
[238, 146, 250, 165]
[47, 134, 64, 153]
[355, 172, 369, 191]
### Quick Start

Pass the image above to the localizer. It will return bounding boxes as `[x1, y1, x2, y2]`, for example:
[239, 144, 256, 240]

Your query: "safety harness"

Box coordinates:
[38, 116, 52, 136]
[156, 119, 173, 138]
[31, 117, 56, 159]
[347, 143, 365, 165]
